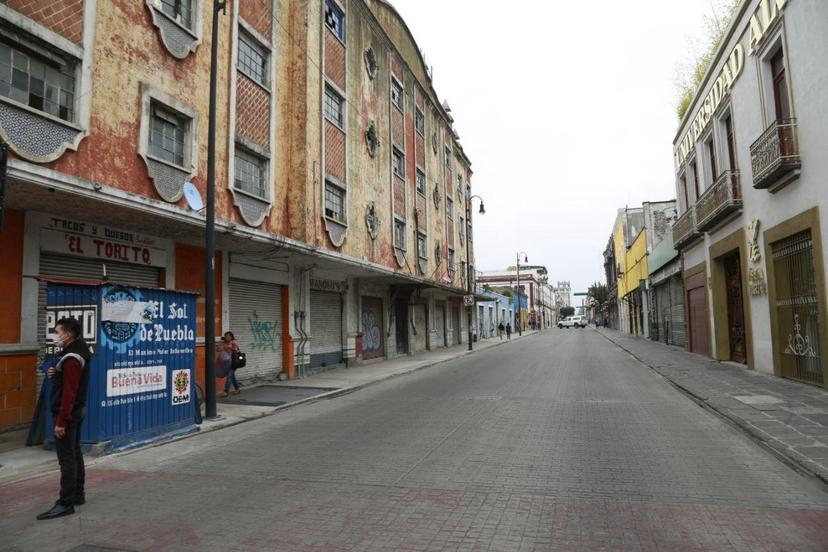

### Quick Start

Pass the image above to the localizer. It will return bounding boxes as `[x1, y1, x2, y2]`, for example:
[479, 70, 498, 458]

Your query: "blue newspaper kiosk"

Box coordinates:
[43, 281, 199, 451]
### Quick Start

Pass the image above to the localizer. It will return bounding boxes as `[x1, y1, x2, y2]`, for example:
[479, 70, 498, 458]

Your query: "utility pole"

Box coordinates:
[204, 0, 226, 420]
[466, 195, 485, 351]
[516, 252, 527, 335]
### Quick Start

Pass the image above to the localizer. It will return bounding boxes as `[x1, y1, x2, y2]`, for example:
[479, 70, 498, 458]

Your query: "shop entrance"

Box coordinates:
[724, 253, 747, 364]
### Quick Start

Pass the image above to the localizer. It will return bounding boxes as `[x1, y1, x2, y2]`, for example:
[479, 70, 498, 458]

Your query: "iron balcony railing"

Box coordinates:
[672, 206, 699, 251]
[750, 118, 801, 190]
[695, 170, 742, 232]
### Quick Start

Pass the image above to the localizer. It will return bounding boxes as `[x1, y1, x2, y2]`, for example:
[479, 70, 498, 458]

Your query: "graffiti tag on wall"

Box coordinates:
[248, 312, 279, 352]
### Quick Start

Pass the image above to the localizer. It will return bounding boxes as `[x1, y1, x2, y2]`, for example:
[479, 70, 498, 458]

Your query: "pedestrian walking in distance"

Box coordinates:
[498, 321, 505, 340]
[217, 331, 241, 398]
[38, 317, 92, 520]
[505, 322, 512, 340]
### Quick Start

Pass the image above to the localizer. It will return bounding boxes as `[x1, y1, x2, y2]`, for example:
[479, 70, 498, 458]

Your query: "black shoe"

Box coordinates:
[37, 502, 75, 520]
[75, 495, 85, 505]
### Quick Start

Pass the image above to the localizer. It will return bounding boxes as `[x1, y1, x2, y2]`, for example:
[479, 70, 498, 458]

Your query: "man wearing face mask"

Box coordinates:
[37, 317, 92, 520]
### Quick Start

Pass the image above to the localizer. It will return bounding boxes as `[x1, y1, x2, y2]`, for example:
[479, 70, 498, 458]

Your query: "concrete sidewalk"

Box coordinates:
[0, 330, 537, 486]
[597, 327, 828, 485]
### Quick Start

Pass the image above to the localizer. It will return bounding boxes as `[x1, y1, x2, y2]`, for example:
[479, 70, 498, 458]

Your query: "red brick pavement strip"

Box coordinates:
[2, 471, 828, 551]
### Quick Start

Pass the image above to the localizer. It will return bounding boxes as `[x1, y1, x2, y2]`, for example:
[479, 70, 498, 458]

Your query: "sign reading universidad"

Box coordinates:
[45, 282, 199, 450]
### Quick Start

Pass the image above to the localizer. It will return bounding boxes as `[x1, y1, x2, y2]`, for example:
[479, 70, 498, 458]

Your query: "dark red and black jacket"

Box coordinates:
[50, 339, 92, 427]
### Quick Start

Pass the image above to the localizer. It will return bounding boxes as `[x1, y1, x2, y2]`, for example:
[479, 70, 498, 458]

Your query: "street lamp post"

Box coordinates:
[516, 252, 528, 336]
[203, 0, 226, 420]
[466, 195, 485, 351]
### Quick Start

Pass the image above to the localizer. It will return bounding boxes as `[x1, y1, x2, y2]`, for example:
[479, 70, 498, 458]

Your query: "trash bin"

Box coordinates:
[43, 281, 198, 452]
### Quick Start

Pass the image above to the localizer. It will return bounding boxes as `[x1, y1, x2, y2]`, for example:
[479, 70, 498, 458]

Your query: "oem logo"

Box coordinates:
[171, 369, 191, 405]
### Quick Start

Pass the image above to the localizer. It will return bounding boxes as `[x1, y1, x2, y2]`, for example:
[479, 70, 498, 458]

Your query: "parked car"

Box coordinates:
[558, 315, 587, 329]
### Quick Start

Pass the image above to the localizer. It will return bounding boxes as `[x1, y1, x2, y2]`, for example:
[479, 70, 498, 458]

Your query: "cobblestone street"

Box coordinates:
[3, 329, 828, 551]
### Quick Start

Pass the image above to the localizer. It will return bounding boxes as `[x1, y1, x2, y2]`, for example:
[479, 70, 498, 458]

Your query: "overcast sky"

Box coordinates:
[390, 0, 716, 297]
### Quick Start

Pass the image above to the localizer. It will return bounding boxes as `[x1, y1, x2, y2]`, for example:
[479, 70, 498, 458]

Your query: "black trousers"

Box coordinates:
[55, 417, 85, 506]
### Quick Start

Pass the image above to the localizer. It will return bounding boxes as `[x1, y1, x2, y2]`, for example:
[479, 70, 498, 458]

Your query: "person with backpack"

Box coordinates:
[217, 331, 242, 397]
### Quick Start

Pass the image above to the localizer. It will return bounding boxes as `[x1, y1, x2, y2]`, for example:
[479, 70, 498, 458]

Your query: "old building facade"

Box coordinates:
[0, 0, 476, 430]
[671, 0, 828, 388]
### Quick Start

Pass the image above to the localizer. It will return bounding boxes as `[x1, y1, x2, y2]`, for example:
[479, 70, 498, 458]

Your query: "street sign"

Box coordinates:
[463, 294, 475, 306]
[574, 292, 588, 296]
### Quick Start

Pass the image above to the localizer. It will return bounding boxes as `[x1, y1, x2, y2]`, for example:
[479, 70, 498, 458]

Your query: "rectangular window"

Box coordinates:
[771, 48, 790, 121]
[680, 173, 689, 211]
[0, 40, 76, 122]
[459, 216, 465, 242]
[417, 232, 427, 259]
[394, 219, 406, 250]
[705, 137, 717, 184]
[238, 31, 268, 86]
[234, 146, 267, 198]
[392, 147, 405, 178]
[448, 248, 455, 273]
[149, 103, 187, 167]
[446, 197, 454, 220]
[444, 146, 451, 169]
[690, 159, 700, 201]
[391, 78, 403, 111]
[461, 261, 467, 285]
[324, 86, 344, 128]
[416, 168, 426, 195]
[467, 218, 473, 242]
[324, 0, 345, 41]
[160, 0, 193, 29]
[324, 181, 346, 223]
[415, 107, 425, 135]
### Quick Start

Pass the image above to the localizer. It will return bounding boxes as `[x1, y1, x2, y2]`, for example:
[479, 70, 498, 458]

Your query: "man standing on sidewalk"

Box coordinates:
[37, 318, 92, 521]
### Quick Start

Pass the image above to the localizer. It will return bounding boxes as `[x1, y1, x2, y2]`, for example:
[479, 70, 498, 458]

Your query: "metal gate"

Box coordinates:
[670, 277, 687, 347]
[686, 272, 709, 356]
[229, 279, 282, 380]
[309, 290, 343, 368]
[771, 230, 823, 386]
[361, 296, 384, 359]
[434, 301, 446, 348]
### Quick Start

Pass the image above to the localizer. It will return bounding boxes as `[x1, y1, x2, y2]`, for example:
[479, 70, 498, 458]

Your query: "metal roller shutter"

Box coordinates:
[670, 277, 687, 347]
[360, 296, 384, 360]
[309, 290, 342, 368]
[229, 279, 283, 380]
[434, 302, 446, 348]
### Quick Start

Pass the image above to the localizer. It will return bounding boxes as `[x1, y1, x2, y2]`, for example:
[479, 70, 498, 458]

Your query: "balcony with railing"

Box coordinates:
[750, 118, 801, 191]
[695, 170, 742, 232]
[672, 206, 699, 251]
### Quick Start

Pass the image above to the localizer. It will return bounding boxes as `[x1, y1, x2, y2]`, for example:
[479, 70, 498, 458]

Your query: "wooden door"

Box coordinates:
[687, 273, 709, 356]
[724, 254, 747, 363]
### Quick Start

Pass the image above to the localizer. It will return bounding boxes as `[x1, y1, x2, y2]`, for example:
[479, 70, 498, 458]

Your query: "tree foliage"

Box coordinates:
[674, 0, 740, 121]
[560, 306, 575, 318]
[588, 282, 608, 306]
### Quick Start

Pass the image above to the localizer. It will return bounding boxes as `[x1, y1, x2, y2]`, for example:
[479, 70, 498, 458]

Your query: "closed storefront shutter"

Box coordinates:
[655, 283, 670, 344]
[310, 290, 342, 368]
[361, 296, 384, 360]
[686, 273, 709, 356]
[413, 304, 427, 352]
[669, 277, 687, 347]
[230, 279, 282, 380]
[434, 302, 446, 348]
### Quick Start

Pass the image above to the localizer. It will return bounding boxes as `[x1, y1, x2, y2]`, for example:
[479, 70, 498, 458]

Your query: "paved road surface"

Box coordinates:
[2, 329, 828, 551]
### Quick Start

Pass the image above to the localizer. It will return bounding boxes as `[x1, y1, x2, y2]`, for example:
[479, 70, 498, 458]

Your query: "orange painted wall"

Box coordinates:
[0, 353, 38, 430]
[0, 209, 24, 343]
[174, 244, 223, 392]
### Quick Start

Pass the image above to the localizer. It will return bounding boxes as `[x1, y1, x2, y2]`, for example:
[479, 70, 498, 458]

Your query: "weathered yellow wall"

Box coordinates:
[624, 230, 648, 296]
[613, 215, 627, 297]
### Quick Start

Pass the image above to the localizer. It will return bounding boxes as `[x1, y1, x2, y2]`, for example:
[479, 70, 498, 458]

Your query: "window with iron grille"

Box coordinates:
[149, 103, 187, 166]
[238, 30, 268, 86]
[394, 219, 406, 250]
[324, 85, 344, 128]
[0, 39, 76, 122]
[415, 107, 425, 135]
[416, 168, 426, 195]
[392, 147, 404, 178]
[234, 146, 267, 198]
[417, 232, 427, 259]
[159, 0, 193, 29]
[324, 0, 345, 41]
[325, 181, 346, 223]
[391, 79, 403, 111]
[446, 197, 454, 220]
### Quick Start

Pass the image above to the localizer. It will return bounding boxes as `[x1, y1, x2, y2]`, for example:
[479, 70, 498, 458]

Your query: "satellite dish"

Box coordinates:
[183, 181, 204, 212]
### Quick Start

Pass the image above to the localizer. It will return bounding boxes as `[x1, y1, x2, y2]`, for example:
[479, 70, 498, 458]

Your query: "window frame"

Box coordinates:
[324, 84, 345, 129]
[237, 27, 269, 88]
[324, 179, 347, 224]
[446, 196, 454, 221]
[444, 146, 451, 169]
[391, 77, 404, 112]
[324, 0, 346, 42]
[149, 102, 188, 168]
[392, 146, 405, 179]
[159, 0, 194, 31]
[233, 144, 268, 200]
[416, 167, 426, 195]
[417, 231, 428, 260]
[415, 106, 425, 136]
[394, 218, 407, 251]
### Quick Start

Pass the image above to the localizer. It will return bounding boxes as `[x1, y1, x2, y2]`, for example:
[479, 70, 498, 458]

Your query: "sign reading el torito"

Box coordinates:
[675, 0, 792, 166]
